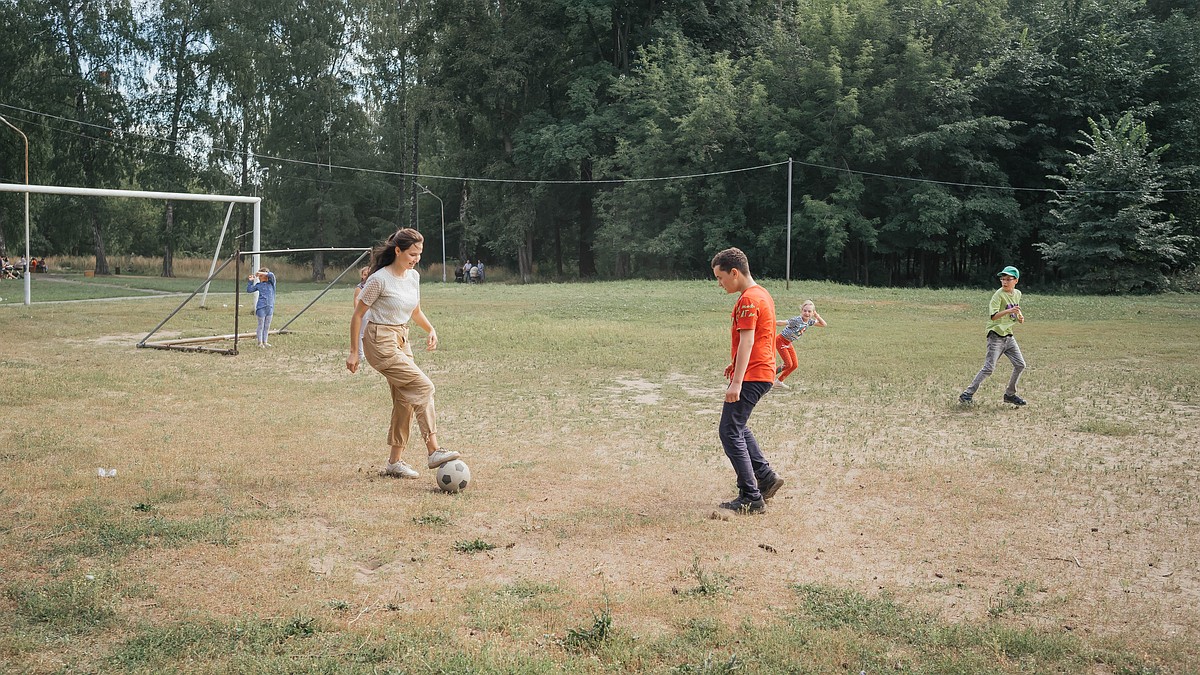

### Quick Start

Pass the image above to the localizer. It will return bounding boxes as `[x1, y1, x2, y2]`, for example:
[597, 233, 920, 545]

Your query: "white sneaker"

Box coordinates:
[427, 449, 461, 469]
[383, 461, 419, 478]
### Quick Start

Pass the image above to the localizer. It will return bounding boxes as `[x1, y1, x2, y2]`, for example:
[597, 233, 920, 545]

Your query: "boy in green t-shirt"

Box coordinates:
[959, 266, 1027, 406]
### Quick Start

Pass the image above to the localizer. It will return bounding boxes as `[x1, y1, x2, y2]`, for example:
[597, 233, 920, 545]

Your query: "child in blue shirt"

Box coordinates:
[246, 267, 276, 348]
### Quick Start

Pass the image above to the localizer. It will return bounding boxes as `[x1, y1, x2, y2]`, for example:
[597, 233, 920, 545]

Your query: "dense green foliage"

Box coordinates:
[0, 0, 1197, 288]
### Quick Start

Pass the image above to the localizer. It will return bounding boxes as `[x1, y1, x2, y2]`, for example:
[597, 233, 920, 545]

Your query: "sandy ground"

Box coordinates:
[3, 289, 1198, 668]
[84, 368, 1199, 660]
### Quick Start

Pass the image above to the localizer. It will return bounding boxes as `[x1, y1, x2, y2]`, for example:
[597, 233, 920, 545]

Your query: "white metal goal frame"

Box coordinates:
[0, 181, 264, 290]
[0, 182, 261, 350]
[0, 182, 374, 355]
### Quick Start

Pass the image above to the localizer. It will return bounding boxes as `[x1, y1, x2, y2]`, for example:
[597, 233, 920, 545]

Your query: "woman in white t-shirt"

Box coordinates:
[347, 228, 461, 478]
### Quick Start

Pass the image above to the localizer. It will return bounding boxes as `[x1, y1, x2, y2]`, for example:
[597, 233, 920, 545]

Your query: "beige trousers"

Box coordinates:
[363, 322, 436, 449]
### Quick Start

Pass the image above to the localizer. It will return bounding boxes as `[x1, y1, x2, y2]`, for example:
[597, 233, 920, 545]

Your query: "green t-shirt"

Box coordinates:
[985, 288, 1021, 336]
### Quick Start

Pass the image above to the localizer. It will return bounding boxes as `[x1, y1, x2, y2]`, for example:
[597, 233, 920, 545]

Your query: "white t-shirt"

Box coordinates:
[359, 268, 420, 325]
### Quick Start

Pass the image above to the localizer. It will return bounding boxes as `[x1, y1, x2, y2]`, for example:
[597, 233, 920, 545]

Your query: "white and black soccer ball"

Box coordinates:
[436, 460, 471, 493]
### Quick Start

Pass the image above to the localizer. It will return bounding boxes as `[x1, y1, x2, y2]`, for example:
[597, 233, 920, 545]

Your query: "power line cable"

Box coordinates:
[791, 158, 1197, 195]
[3, 101, 1198, 194]
[0, 102, 785, 184]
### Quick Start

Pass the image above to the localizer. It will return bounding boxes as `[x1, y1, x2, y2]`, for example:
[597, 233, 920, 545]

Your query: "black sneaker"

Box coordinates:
[758, 474, 785, 501]
[718, 496, 766, 514]
[958, 392, 973, 405]
[1003, 393, 1027, 406]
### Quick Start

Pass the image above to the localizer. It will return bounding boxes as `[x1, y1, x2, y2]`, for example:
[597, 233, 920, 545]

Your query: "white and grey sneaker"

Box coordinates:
[427, 449, 461, 469]
[383, 460, 420, 479]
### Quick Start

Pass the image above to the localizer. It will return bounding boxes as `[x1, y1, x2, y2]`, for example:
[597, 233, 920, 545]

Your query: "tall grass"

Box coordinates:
[47, 254, 336, 283]
[44, 254, 522, 285]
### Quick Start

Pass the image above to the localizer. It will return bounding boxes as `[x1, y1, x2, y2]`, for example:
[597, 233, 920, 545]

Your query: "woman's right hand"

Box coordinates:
[346, 353, 359, 373]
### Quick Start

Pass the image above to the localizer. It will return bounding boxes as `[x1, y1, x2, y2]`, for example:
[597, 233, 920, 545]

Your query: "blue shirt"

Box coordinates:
[246, 272, 276, 311]
[779, 316, 816, 343]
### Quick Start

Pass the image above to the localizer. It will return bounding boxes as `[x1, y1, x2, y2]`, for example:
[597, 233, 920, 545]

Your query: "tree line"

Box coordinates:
[0, 0, 1196, 292]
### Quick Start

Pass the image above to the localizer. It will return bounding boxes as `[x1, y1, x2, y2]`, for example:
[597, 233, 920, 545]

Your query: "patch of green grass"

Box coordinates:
[7, 578, 1167, 673]
[498, 579, 559, 599]
[988, 579, 1042, 619]
[107, 615, 581, 672]
[412, 511, 451, 527]
[676, 617, 723, 646]
[46, 497, 234, 561]
[792, 583, 909, 633]
[453, 538, 496, 554]
[6, 574, 119, 634]
[1075, 419, 1138, 437]
[681, 556, 732, 598]
[672, 653, 743, 674]
[564, 606, 614, 652]
[107, 615, 322, 669]
[783, 583, 1157, 672]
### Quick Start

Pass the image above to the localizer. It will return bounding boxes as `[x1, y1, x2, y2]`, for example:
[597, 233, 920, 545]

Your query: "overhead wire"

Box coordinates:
[2, 101, 1198, 194]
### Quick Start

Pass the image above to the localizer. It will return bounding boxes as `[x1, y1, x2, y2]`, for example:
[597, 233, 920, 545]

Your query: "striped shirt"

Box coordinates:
[779, 316, 816, 343]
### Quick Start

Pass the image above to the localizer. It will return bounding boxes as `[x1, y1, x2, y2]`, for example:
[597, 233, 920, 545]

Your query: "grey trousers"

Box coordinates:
[964, 333, 1026, 396]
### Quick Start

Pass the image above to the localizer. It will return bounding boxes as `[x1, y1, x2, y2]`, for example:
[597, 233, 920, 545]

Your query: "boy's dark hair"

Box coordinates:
[711, 247, 750, 275]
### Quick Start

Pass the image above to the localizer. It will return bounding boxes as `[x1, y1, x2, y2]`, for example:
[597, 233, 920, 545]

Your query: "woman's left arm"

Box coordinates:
[411, 305, 438, 351]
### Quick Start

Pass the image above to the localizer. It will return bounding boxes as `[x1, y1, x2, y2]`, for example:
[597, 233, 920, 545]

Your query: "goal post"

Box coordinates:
[0, 182, 260, 350]
[0, 182, 262, 304]
[2, 182, 372, 355]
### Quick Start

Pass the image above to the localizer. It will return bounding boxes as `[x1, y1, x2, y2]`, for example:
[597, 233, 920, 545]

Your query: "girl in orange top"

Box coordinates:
[773, 300, 826, 388]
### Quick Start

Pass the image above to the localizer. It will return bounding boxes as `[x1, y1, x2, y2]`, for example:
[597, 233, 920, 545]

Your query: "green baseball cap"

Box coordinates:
[997, 265, 1020, 279]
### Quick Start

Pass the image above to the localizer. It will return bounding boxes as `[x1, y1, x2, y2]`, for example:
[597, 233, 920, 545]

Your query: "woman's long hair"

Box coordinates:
[368, 228, 424, 275]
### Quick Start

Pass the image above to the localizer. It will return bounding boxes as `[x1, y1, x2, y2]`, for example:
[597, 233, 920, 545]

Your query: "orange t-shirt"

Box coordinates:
[730, 284, 777, 383]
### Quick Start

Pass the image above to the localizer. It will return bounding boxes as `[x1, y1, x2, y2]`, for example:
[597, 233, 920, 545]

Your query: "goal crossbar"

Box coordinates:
[0, 182, 263, 302]
[0, 182, 261, 203]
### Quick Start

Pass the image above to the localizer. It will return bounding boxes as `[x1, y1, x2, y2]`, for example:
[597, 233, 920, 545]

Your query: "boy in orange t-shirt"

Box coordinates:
[712, 247, 785, 515]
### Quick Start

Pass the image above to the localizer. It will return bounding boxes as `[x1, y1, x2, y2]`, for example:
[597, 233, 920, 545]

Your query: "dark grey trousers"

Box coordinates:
[964, 333, 1026, 397]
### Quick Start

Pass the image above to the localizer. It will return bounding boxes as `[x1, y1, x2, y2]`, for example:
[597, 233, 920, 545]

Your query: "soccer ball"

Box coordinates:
[436, 460, 471, 493]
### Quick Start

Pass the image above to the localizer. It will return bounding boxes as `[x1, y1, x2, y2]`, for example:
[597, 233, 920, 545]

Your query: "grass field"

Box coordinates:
[1, 278, 1198, 673]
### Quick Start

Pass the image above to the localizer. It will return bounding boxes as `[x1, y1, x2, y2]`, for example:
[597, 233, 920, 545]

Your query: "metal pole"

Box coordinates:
[786, 157, 793, 290]
[250, 199, 261, 311]
[201, 202, 236, 308]
[415, 182, 445, 281]
[0, 116, 31, 305]
[234, 244, 241, 354]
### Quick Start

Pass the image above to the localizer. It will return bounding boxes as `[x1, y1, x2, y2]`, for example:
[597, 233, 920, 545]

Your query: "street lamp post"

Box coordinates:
[1, 115, 31, 305]
[414, 181, 446, 282]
